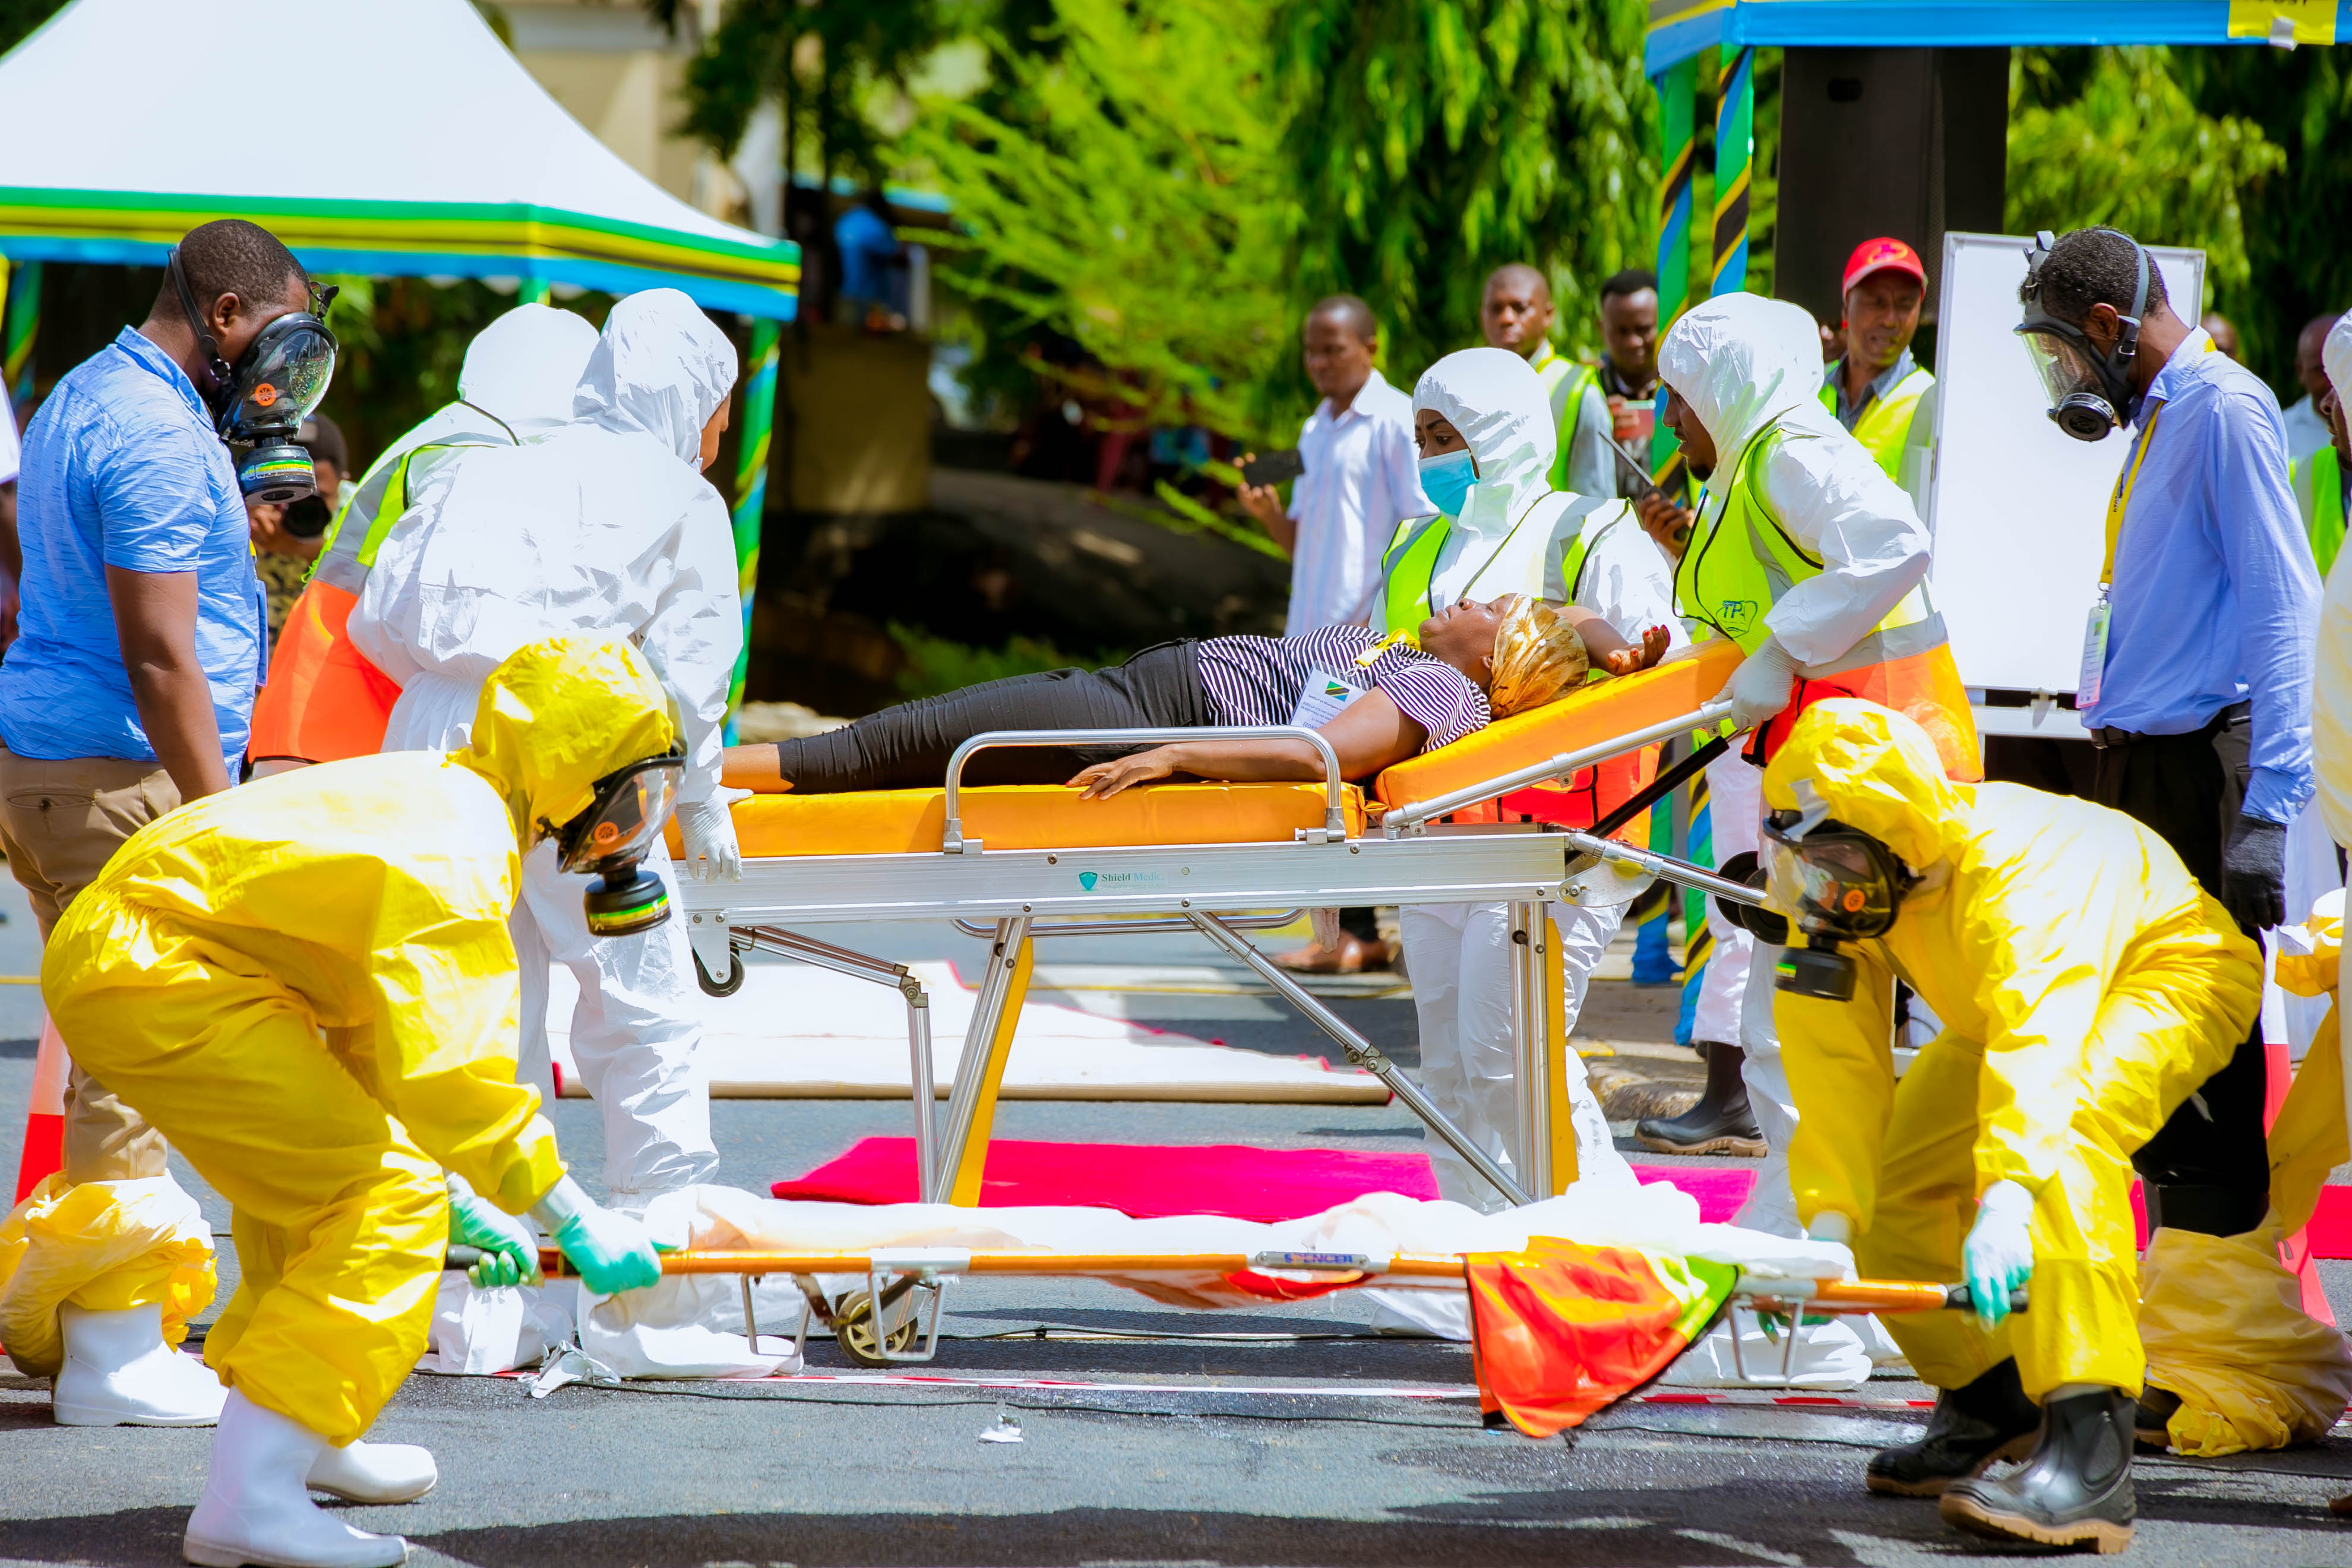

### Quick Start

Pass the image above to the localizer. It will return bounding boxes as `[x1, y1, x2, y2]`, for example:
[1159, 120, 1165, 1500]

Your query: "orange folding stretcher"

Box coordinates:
[674, 642, 1761, 1213]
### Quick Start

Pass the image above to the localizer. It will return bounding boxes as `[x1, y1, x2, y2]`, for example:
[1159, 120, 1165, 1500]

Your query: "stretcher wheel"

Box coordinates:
[832, 1289, 919, 1367]
[693, 943, 745, 997]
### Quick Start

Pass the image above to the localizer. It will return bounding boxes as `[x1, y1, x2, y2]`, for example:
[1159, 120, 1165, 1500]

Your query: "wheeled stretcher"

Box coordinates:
[674, 640, 1760, 1212]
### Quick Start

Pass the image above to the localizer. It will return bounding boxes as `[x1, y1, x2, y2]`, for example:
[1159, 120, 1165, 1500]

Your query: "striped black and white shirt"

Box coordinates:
[1194, 627, 1489, 754]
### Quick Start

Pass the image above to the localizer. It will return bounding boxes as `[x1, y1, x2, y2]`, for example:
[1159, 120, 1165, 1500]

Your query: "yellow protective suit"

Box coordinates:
[1764, 699, 2262, 1403]
[0, 1171, 214, 1378]
[40, 635, 678, 1446]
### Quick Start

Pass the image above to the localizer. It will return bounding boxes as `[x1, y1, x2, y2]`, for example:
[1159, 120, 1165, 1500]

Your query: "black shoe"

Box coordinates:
[1635, 1041, 1765, 1156]
[1940, 1387, 2135, 1554]
[2133, 1384, 2181, 1452]
[1866, 1358, 2040, 1497]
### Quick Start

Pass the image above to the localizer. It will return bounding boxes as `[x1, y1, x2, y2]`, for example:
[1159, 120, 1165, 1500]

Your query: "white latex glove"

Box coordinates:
[1725, 635, 1803, 731]
[1962, 1179, 2036, 1330]
[677, 786, 748, 883]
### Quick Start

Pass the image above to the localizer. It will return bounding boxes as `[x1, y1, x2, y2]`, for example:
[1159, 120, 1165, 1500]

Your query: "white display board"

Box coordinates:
[1924, 233, 2204, 696]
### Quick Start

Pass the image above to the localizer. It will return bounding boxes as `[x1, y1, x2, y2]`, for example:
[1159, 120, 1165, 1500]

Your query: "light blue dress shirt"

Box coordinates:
[0, 328, 264, 770]
[2085, 328, 2317, 824]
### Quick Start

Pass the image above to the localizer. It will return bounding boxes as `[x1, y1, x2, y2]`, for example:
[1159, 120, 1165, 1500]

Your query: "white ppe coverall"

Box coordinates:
[1658, 292, 1935, 1240]
[351, 289, 742, 1199]
[1393, 348, 1684, 1212]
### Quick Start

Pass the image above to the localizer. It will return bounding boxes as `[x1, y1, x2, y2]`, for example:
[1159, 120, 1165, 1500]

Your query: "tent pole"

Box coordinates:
[1652, 59, 1696, 479]
[4, 259, 40, 415]
[1712, 45, 1754, 297]
[726, 317, 782, 726]
[517, 278, 552, 306]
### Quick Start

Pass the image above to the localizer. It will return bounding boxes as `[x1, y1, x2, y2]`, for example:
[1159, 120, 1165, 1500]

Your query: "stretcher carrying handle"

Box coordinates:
[1380, 698, 1740, 837]
[940, 726, 1348, 853]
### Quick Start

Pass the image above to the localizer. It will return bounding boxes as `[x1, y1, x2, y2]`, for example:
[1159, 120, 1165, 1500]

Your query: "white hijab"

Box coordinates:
[572, 289, 741, 466]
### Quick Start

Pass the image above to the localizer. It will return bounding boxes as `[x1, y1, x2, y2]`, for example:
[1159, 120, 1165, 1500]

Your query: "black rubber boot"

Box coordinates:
[1940, 1387, 2136, 1554]
[1866, 1358, 2041, 1497]
[1635, 1042, 1765, 1156]
[2133, 1384, 2182, 1452]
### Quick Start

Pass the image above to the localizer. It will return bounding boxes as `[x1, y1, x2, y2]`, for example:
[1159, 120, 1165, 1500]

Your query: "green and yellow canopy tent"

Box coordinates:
[0, 0, 799, 712]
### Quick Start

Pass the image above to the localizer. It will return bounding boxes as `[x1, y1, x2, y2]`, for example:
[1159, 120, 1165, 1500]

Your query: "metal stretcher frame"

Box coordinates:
[678, 704, 1756, 1214]
[511, 1244, 2009, 1373]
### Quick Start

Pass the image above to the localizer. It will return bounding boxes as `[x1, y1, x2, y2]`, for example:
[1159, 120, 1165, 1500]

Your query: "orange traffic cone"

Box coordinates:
[12, 1015, 65, 1203]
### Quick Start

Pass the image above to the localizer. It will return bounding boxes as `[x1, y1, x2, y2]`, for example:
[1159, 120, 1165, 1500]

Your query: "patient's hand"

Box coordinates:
[1070, 745, 1182, 799]
[1599, 624, 1673, 677]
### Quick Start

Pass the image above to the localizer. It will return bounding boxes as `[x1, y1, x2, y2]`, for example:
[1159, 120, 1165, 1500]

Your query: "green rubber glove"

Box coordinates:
[447, 1176, 542, 1289]
[1962, 1179, 2035, 1330]
[530, 1175, 669, 1295]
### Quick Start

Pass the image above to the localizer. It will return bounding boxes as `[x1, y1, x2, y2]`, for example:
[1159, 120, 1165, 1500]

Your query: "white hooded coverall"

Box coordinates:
[1389, 348, 1685, 1213]
[350, 289, 743, 1199]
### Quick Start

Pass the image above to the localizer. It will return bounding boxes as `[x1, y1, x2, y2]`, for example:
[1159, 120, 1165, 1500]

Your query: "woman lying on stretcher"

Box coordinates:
[721, 596, 1670, 798]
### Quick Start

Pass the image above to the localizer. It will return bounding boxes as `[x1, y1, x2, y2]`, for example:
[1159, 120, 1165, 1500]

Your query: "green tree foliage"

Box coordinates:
[0, 0, 64, 55]
[2171, 43, 2352, 393]
[646, 0, 957, 184]
[2006, 48, 2285, 312]
[901, 0, 1288, 438]
[1266, 0, 1653, 390]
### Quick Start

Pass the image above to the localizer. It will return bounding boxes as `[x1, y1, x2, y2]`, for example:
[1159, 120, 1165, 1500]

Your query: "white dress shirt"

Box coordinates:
[1285, 368, 1430, 630]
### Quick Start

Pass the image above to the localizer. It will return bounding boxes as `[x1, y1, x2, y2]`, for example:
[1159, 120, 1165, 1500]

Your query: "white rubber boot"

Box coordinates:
[183, 1391, 409, 1568]
[52, 1302, 227, 1427]
[307, 1438, 438, 1504]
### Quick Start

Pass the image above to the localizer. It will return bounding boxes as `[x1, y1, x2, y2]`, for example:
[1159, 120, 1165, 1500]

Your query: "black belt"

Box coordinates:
[2087, 701, 2248, 751]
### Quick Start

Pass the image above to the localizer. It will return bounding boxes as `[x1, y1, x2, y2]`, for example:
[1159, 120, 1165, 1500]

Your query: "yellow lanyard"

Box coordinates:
[2098, 399, 2167, 590]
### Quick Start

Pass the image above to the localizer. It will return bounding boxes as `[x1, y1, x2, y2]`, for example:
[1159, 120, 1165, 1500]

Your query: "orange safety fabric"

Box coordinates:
[681, 780, 1368, 859]
[1376, 639, 1741, 811]
[248, 581, 402, 765]
[1465, 1237, 1736, 1439]
[1751, 640, 1983, 783]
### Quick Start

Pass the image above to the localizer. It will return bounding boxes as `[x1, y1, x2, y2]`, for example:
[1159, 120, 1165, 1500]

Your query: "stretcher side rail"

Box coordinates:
[942, 726, 1348, 853]
[505, 1244, 2017, 1370]
[949, 910, 1304, 940]
[1382, 698, 1738, 837]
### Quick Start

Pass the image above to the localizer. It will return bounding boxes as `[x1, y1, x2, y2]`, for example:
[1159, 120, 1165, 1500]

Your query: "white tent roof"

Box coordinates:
[0, 0, 797, 317]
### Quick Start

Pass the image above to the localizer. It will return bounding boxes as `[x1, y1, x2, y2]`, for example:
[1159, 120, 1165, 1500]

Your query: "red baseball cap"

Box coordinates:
[1842, 237, 1926, 296]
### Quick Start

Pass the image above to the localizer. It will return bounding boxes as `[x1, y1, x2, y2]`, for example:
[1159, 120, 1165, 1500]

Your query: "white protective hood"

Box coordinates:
[459, 304, 602, 435]
[1412, 347, 1556, 557]
[573, 289, 741, 467]
[1658, 293, 1832, 480]
[2327, 315, 2352, 409]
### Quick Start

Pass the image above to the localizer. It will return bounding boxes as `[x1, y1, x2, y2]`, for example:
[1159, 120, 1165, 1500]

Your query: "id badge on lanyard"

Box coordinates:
[2079, 597, 2110, 707]
[1290, 669, 1370, 731]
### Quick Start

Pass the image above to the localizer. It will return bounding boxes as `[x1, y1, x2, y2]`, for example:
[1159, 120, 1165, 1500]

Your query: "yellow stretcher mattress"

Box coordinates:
[1371, 638, 1740, 808]
[683, 781, 1368, 859]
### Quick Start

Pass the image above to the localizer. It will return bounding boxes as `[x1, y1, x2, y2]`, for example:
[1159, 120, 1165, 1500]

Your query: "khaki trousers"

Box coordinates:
[0, 746, 179, 1182]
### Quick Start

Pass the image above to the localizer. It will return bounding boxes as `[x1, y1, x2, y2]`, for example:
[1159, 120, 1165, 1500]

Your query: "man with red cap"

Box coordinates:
[1821, 238, 1935, 497]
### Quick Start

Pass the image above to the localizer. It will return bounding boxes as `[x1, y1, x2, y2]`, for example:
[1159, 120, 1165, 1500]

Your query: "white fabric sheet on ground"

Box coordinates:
[419, 1170, 1855, 1378]
[542, 959, 1387, 1104]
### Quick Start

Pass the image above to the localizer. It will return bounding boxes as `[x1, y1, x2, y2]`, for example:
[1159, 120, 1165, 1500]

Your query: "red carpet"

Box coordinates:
[774, 1137, 1771, 1225]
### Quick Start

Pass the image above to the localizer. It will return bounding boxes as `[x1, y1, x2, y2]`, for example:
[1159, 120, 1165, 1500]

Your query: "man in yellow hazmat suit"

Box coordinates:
[1759, 700, 2261, 1555]
[39, 634, 684, 1568]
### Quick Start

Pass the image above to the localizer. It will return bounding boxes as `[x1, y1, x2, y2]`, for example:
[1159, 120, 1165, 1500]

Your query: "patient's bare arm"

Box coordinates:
[720, 742, 786, 792]
[1566, 607, 1672, 676]
[1069, 690, 1427, 800]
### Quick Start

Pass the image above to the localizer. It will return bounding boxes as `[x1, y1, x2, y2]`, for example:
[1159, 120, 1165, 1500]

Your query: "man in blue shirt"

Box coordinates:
[0, 219, 312, 1428]
[2015, 225, 2313, 1445]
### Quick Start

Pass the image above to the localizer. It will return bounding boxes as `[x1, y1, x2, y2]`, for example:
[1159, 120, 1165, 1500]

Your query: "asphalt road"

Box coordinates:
[6, 893, 2352, 1566]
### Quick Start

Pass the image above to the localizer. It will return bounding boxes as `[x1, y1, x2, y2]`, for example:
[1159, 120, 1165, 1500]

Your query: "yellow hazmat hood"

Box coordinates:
[1761, 698, 1972, 872]
[455, 634, 681, 843]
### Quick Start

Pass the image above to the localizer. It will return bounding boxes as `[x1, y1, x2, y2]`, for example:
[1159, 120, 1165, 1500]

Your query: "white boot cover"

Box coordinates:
[306, 1438, 438, 1505]
[53, 1301, 226, 1427]
[183, 1390, 409, 1568]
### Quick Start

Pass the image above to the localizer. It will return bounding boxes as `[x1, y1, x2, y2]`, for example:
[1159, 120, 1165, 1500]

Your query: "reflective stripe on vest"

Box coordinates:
[1673, 420, 1944, 674]
[1820, 366, 1933, 481]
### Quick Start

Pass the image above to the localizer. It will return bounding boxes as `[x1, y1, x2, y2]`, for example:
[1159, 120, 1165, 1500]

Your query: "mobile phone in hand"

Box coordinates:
[1239, 448, 1304, 488]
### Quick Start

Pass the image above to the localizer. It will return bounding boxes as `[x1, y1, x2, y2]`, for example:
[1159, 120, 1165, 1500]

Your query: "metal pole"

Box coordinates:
[1183, 910, 1532, 1207]
[1508, 901, 1551, 1199]
[727, 317, 782, 730]
[905, 982, 938, 1202]
[932, 915, 1029, 1197]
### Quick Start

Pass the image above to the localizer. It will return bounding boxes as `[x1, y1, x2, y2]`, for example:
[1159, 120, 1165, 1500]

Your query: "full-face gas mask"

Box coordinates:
[1760, 782, 1917, 1002]
[2014, 229, 2149, 442]
[554, 745, 688, 936]
[167, 248, 339, 504]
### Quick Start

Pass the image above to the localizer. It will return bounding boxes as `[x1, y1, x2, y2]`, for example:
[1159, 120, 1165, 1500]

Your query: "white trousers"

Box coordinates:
[1397, 899, 1628, 1212]
[387, 670, 717, 1198]
[1691, 752, 1763, 1047]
